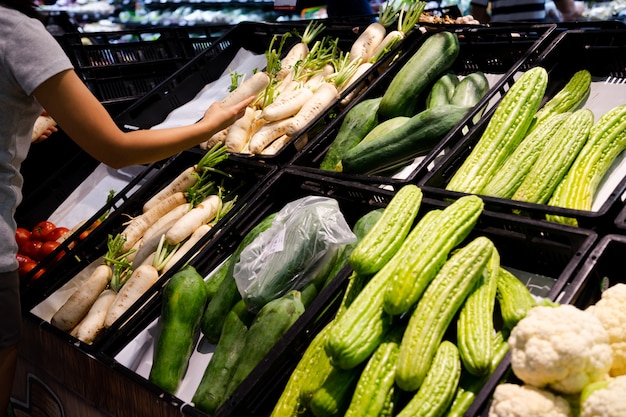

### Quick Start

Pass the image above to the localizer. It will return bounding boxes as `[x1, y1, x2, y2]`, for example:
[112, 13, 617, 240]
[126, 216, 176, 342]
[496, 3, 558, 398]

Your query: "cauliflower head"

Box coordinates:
[508, 304, 612, 394]
[587, 283, 626, 377]
[580, 374, 626, 417]
[488, 383, 572, 417]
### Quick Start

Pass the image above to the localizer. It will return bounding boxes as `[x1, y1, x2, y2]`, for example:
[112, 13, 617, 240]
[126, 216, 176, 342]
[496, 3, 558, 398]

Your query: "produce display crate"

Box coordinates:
[417, 29, 626, 232]
[91, 167, 596, 417]
[113, 20, 427, 164]
[469, 232, 626, 416]
[57, 25, 230, 116]
[288, 23, 557, 185]
[23, 150, 278, 353]
[613, 200, 626, 232]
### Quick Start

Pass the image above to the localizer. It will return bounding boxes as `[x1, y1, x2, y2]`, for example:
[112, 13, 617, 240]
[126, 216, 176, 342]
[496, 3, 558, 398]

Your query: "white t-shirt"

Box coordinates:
[0, 6, 73, 272]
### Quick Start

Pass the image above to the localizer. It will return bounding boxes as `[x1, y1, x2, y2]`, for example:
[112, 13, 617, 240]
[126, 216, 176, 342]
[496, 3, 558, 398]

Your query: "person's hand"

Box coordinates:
[31, 110, 58, 143]
[201, 95, 256, 133]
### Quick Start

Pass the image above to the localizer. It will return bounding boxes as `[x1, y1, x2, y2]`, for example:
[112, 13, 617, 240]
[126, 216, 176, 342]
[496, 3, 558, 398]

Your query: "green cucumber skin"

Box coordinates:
[426, 72, 460, 109]
[341, 104, 471, 175]
[378, 31, 461, 121]
[192, 300, 251, 414]
[149, 266, 209, 395]
[224, 290, 306, 399]
[320, 97, 382, 171]
[200, 212, 276, 343]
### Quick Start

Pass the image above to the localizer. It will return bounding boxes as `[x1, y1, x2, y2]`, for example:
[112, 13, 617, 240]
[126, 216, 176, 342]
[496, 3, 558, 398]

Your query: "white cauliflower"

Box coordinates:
[587, 283, 626, 377]
[580, 374, 626, 417]
[488, 383, 572, 417]
[508, 304, 612, 394]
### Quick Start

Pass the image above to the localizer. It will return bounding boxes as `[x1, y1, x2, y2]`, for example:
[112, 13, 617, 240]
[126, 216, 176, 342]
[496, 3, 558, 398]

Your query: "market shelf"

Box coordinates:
[113, 19, 428, 164]
[23, 149, 278, 353]
[288, 23, 557, 186]
[416, 28, 626, 232]
[90, 167, 596, 417]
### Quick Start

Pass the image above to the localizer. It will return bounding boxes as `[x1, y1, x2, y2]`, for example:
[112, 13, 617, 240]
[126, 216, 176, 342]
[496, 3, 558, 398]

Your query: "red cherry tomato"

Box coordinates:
[39, 240, 64, 263]
[15, 227, 31, 249]
[46, 227, 70, 242]
[31, 221, 56, 242]
[20, 240, 43, 261]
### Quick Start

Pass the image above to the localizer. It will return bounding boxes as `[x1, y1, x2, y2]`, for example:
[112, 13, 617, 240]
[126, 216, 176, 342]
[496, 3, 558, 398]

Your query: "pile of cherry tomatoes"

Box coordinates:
[15, 221, 69, 281]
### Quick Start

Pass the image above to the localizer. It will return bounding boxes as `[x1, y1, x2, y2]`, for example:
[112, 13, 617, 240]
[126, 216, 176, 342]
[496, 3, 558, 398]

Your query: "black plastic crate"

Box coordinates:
[91, 167, 596, 417]
[613, 200, 626, 232]
[469, 232, 626, 416]
[417, 29, 626, 233]
[113, 20, 427, 164]
[58, 27, 215, 115]
[23, 151, 278, 352]
[288, 23, 557, 185]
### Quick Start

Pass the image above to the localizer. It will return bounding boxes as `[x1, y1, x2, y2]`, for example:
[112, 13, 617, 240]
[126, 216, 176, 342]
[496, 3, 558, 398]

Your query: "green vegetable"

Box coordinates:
[224, 290, 306, 399]
[512, 108, 593, 204]
[450, 71, 490, 108]
[446, 66, 548, 194]
[309, 367, 360, 417]
[457, 246, 500, 376]
[383, 194, 484, 316]
[149, 266, 209, 394]
[529, 69, 591, 132]
[396, 236, 495, 391]
[349, 184, 422, 276]
[192, 300, 252, 414]
[482, 112, 570, 199]
[378, 30, 461, 120]
[396, 341, 462, 417]
[326, 209, 442, 370]
[548, 104, 626, 225]
[200, 212, 276, 342]
[344, 328, 402, 417]
[320, 97, 382, 171]
[496, 267, 537, 330]
[341, 104, 471, 175]
[426, 72, 460, 109]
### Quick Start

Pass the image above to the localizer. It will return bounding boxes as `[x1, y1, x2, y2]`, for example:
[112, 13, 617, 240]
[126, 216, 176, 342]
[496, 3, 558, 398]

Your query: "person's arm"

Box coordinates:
[554, 0, 584, 20]
[33, 69, 254, 169]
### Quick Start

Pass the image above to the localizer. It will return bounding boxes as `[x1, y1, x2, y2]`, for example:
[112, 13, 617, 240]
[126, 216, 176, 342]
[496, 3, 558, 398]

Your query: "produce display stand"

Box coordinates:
[86, 168, 596, 417]
[113, 20, 428, 164]
[417, 28, 626, 233]
[288, 23, 558, 185]
[11, 19, 626, 417]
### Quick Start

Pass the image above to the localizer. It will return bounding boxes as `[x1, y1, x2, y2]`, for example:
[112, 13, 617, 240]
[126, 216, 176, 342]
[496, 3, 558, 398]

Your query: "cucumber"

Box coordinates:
[192, 300, 253, 414]
[378, 31, 461, 121]
[426, 72, 460, 109]
[224, 290, 306, 399]
[149, 266, 209, 394]
[200, 212, 276, 343]
[450, 71, 490, 108]
[320, 97, 382, 171]
[341, 104, 471, 175]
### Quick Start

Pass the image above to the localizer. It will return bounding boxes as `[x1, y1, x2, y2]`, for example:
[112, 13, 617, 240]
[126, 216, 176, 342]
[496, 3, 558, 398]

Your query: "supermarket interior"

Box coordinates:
[7, 0, 626, 416]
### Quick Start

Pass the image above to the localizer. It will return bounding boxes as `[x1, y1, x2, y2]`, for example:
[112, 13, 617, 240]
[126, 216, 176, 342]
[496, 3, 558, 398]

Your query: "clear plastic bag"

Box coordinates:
[233, 196, 356, 312]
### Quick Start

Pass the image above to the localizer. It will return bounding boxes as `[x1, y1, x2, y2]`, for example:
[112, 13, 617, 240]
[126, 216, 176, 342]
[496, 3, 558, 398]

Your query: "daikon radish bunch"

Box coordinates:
[51, 233, 135, 343]
[275, 20, 326, 82]
[349, 0, 403, 64]
[369, 0, 426, 64]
